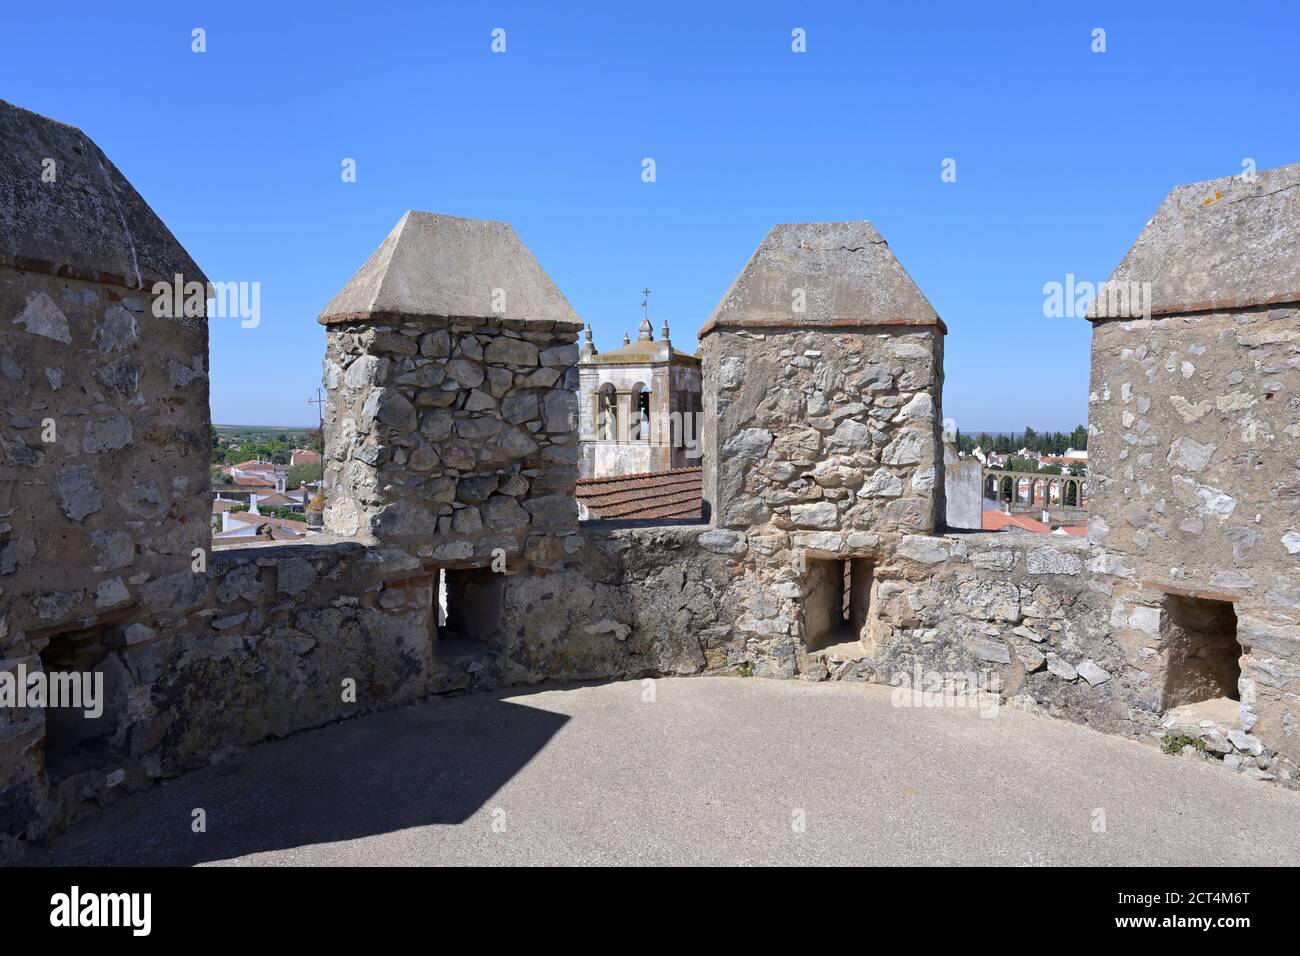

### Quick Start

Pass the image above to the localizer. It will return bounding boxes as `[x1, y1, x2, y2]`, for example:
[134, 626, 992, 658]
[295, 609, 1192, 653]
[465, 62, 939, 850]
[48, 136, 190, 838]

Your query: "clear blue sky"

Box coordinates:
[4, 2, 1297, 431]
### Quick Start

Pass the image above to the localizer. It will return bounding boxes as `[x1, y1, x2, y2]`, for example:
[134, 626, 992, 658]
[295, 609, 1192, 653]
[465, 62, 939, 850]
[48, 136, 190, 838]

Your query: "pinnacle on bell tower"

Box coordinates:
[638, 287, 654, 341]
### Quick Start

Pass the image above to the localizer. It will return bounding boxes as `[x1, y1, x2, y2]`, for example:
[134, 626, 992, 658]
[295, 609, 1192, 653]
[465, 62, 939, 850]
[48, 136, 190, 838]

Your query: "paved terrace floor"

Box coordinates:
[34, 679, 1300, 866]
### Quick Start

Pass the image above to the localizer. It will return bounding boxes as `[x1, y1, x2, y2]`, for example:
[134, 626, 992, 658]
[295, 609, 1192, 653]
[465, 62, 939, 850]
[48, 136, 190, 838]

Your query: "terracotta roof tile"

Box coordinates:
[982, 510, 1086, 536]
[257, 492, 299, 506]
[576, 467, 702, 521]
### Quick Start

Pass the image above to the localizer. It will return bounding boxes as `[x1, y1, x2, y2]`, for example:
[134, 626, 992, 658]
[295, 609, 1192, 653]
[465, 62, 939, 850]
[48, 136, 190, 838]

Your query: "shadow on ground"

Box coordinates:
[34, 692, 569, 866]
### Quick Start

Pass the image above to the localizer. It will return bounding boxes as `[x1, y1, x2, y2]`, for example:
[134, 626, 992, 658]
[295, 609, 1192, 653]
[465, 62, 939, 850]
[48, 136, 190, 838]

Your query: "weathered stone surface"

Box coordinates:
[969, 638, 1011, 664]
[483, 495, 530, 531]
[882, 430, 926, 466]
[1167, 436, 1216, 473]
[698, 530, 748, 555]
[897, 535, 951, 565]
[1045, 654, 1078, 681]
[1076, 660, 1111, 686]
[860, 468, 903, 498]
[13, 291, 71, 343]
[276, 557, 317, 596]
[1016, 644, 1047, 672]
[790, 502, 838, 529]
[971, 549, 1016, 572]
[1026, 547, 1084, 576]
[700, 221, 941, 332]
[82, 415, 133, 454]
[317, 211, 580, 328]
[1091, 162, 1300, 317]
[722, 428, 773, 459]
[54, 466, 102, 521]
[542, 389, 577, 432]
[1228, 730, 1265, 756]
[485, 336, 540, 367]
[0, 100, 209, 286]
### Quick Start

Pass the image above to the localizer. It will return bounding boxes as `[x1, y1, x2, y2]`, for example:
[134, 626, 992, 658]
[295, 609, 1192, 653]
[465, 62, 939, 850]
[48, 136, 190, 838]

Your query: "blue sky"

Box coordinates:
[4, 2, 1297, 431]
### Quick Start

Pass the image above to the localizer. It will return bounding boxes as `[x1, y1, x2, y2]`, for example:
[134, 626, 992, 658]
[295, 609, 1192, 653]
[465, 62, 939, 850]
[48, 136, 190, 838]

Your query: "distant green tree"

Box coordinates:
[1007, 456, 1047, 473]
[258, 506, 303, 522]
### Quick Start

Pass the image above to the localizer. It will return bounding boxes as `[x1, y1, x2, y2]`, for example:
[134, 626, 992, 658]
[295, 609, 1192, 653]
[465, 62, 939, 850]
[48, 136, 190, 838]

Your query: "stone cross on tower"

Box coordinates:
[641, 287, 651, 321]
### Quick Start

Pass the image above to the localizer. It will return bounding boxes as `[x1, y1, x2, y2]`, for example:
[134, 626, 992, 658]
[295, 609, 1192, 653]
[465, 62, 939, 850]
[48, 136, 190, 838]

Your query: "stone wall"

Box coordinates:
[858, 533, 1126, 724]
[1087, 308, 1299, 611]
[704, 326, 944, 535]
[497, 526, 734, 683]
[2, 537, 435, 861]
[0, 271, 210, 640]
[1084, 163, 1300, 781]
[0, 100, 213, 860]
[321, 317, 581, 567]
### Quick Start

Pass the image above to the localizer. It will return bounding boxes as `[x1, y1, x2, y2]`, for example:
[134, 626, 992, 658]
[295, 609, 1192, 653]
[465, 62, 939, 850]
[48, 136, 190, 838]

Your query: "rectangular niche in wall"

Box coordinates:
[1158, 594, 1241, 710]
[803, 558, 873, 653]
[38, 624, 122, 784]
[436, 567, 505, 660]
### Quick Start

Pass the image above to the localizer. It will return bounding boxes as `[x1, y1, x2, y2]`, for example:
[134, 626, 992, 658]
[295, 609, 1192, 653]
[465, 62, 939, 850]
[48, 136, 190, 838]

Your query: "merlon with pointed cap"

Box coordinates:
[699, 221, 944, 338]
[318, 211, 582, 329]
[0, 99, 206, 289]
[1088, 161, 1300, 319]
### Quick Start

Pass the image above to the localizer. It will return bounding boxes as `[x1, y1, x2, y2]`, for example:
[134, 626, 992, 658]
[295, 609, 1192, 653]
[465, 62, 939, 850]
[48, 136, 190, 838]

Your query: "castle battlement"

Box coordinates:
[1, 100, 1297, 862]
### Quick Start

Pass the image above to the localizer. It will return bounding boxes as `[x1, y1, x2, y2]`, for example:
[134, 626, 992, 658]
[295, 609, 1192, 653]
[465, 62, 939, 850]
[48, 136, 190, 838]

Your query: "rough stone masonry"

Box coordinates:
[317, 211, 584, 572]
[0, 97, 1296, 863]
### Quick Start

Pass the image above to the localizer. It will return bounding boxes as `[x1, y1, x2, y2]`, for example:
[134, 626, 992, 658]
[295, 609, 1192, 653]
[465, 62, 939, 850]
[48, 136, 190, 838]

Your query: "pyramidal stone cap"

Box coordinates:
[699, 221, 944, 338]
[0, 100, 207, 289]
[318, 211, 582, 330]
[1088, 161, 1300, 320]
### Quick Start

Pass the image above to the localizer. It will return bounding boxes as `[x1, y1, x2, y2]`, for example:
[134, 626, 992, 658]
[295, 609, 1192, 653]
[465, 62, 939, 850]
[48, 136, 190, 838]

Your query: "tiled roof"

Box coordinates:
[227, 512, 309, 534]
[982, 510, 1086, 536]
[256, 492, 299, 506]
[232, 475, 276, 488]
[576, 467, 703, 521]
